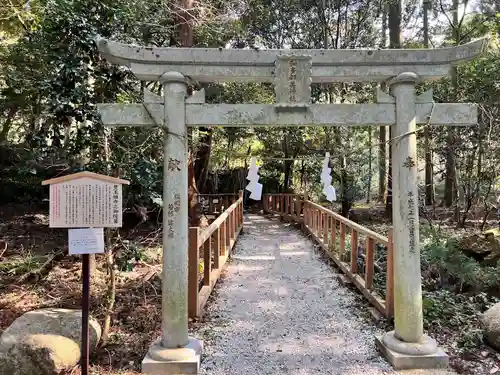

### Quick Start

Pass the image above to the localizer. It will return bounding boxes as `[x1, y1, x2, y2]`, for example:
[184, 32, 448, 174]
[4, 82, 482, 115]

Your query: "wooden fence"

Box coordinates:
[262, 193, 303, 221]
[264, 194, 394, 318]
[197, 193, 239, 214]
[188, 191, 244, 317]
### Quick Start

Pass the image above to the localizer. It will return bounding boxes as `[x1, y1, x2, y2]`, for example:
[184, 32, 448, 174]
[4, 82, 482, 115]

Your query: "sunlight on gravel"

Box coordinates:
[192, 214, 398, 375]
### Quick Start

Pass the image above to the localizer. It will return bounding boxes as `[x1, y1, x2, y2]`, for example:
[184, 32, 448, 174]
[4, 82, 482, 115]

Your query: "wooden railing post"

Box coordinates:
[220, 220, 226, 256]
[294, 196, 300, 222]
[330, 217, 336, 251]
[232, 207, 236, 237]
[323, 213, 328, 245]
[386, 229, 394, 318]
[313, 208, 316, 234]
[241, 200, 244, 227]
[214, 227, 220, 269]
[225, 217, 230, 249]
[316, 209, 320, 236]
[339, 222, 346, 258]
[365, 237, 375, 290]
[228, 209, 233, 241]
[280, 195, 284, 219]
[203, 235, 212, 286]
[350, 229, 358, 274]
[188, 227, 200, 318]
[239, 191, 244, 228]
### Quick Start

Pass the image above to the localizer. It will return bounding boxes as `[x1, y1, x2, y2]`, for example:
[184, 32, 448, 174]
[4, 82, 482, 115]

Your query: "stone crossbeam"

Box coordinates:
[97, 102, 477, 128]
[96, 37, 488, 83]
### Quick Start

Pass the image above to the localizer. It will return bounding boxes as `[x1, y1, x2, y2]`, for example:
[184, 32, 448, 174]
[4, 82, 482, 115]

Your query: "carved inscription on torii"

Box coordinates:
[274, 54, 312, 109]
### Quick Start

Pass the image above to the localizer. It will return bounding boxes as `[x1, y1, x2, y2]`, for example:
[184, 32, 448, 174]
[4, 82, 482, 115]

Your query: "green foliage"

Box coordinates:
[422, 290, 497, 351]
[0, 251, 44, 275]
[115, 242, 146, 272]
[421, 228, 500, 292]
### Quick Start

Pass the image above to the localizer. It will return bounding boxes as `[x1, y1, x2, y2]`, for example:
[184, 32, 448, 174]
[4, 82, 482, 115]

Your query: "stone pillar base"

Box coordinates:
[375, 331, 448, 370]
[142, 337, 203, 375]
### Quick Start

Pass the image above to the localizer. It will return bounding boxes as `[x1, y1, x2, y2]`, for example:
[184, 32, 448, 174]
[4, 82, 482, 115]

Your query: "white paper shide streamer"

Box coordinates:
[245, 157, 263, 200]
[321, 152, 336, 202]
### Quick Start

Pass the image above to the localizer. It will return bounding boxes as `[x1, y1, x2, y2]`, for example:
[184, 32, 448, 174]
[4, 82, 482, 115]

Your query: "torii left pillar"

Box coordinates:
[141, 72, 203, 374]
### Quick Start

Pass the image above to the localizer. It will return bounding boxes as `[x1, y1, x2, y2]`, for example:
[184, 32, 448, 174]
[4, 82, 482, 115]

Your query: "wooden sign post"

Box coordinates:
[42, 172, 129, 375]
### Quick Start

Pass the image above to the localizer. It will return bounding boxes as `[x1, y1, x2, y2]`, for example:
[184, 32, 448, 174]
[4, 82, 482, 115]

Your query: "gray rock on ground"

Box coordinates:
[0, 308, 101, 375]
[480, 302, 500, 351]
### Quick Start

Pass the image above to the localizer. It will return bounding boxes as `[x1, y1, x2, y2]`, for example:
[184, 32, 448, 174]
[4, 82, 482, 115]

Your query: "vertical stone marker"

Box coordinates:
[374, 73, 448, 369]
[140, 72, 204, 374]
[95, 36, 488, 371]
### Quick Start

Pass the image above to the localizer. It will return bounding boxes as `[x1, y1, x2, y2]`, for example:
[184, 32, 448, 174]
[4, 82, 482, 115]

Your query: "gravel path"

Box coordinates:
[192, 214, 455, 375]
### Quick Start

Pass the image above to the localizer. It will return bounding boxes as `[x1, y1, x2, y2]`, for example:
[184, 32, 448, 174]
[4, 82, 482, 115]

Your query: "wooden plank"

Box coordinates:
[188, 227, 200, 318]
[365, 237, 375, 290]
[307, 201, 388, 244]
[351, 229, 358, 274]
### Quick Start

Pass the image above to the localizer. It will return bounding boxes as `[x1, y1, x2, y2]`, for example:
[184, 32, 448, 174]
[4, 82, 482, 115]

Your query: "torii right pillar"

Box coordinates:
[376, 72, 447, 369]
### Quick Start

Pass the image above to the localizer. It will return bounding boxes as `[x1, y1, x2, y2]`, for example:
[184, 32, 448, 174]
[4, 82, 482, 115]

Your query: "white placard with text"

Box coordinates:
[49, 178, 123, 228]
[68, 228, 105, 255]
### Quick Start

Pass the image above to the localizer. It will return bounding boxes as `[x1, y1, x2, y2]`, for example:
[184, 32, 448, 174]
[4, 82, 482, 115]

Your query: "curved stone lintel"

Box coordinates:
[95, 36, 489, 83]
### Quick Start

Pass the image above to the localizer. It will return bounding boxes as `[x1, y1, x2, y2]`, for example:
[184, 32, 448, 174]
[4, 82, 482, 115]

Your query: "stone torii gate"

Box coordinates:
[96, 37, 487, 373]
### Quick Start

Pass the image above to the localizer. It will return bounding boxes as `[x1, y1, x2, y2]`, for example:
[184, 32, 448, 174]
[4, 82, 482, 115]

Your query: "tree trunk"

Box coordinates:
[175, 0, 199, 225]
[385, 0, 402, 220]
[283, 160, 294, 191]
[379, 126, 387, 202]
[423, 0, 434, 206]
[194, 128, 212, 193]
[101, 128, 115, 345]
[444, 0, 459, 210]
[0, 107, 17, 142]
[378, 3, 388, 202]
